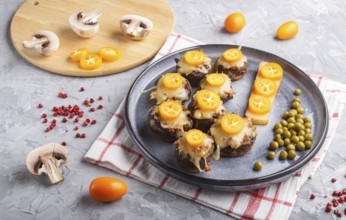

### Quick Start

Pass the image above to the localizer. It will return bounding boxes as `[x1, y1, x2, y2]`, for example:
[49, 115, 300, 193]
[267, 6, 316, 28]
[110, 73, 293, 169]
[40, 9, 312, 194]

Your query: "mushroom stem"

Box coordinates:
[22, 37, 48, 48]
[40, 156, 64, 184]
[82, 10, 102, 24]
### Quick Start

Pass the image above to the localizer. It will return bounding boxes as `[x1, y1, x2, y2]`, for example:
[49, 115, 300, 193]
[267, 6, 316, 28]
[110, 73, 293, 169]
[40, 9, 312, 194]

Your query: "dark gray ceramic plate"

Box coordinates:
[125, 44, 328, 191]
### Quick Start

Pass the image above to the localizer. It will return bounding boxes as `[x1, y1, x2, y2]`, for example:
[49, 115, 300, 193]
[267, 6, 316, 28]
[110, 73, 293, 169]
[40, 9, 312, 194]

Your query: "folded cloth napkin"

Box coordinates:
[84, 33, 346, 220]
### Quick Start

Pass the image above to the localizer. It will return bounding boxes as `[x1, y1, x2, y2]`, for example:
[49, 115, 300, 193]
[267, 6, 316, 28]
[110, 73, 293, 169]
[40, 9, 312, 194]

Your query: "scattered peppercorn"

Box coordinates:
[91, 119, 96, 125]
[37, 103, 43, 108]
[74, 126, 79, 131]
[90, 98, 94, 103]
[90, 107, 95, 112]
[74, 118, 79, 123]
[58, 92, 68, 98]
[97, 104, 103, 109]
[76, 133, 81, 138]
[98, 96, 103, 100]
[43, 118, 48, 123]
[326, 203, 332, 213]
[310, 194, 315, 200]
[84, 99, 89, 106]
[62, 118, 67, 123]
[81, 133, 86, 138]
[61, 141, 67, 146]
[332, 178, 337, 183]
[80, 87, 85, 92]
[42, 113, 47, 118]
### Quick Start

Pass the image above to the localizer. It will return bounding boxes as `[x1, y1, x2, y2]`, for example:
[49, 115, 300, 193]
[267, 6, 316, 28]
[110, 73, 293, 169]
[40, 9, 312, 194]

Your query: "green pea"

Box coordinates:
[275, 128, 283, 135]
[284, 138, 291, 145]
[287, 150, 297, 160]
[291, 102, 300, 109]
[278, 139, 285, 147]
[297, 107, 304, 114]
[303, 117, 311, 123]
[305, 133, 313, 141]
[267, 151, 276, 160]
[305, 128, 312, 133]
[290, 130, 297, 136]
[294, 89, 302, 96]
[296, 142, 305, 151]
[294, 122, 303, 131]
[292, 136, 300, 144]
[299, 135, 305, 141]
[287, 123, 295, 129]
[305, 141, 312, 149]
[283, 131, 291, 138]
[287, 112, 295, 118]
[298, 130, 306, 136]
[293, 97, 301, 102]
[253, 161, 263, 171]
[270, 141, 279, 150]
[296, 118, 304, 124]
[274, 123, 282, 130]
[290, 109, 298, 115]
[283, 112, 289, 119]
[295, 114, 304, 119]
[304, 122, 312, 129]
[274, 134, 282, 141]
[283, 127, 289, 132]
[280, 120, 288, 127]
[286, 144, 295, 151]
[279, 150, 288, 160]
[287, 117, 296, 123]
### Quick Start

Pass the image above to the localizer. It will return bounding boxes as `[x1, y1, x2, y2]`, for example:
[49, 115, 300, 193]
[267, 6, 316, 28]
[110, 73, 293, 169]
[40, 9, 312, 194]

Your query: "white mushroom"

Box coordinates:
[69, 10, 102, 38]
[26, 143, 69, 184]
[22, 30, 59, 56]
[120, 14, 153, 41]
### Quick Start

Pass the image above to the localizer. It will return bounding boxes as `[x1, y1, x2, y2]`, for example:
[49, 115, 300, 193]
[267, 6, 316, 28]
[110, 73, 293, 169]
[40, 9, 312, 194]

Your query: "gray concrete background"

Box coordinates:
[1, 0, 346, 219]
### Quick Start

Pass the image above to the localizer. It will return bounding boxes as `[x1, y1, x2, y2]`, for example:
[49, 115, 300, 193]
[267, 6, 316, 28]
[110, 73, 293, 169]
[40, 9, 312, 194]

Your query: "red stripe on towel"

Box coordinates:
[95, 122, 126, 164]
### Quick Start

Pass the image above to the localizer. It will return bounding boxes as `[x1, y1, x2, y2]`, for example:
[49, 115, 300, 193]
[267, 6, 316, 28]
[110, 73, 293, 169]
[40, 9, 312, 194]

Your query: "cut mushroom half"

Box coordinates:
[120, 14, 153, 41]
[26, 143, 69, 184]
[22, 30, 59, 56]
[69, 10, 103, 38]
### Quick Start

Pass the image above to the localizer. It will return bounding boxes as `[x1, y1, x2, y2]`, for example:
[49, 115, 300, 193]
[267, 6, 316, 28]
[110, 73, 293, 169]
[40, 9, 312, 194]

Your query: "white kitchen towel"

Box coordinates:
[84, 33, 346, 220]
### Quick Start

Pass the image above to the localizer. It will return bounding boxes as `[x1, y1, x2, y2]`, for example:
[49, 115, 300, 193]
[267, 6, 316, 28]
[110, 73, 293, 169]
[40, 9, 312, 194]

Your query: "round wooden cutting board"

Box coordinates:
[10, 0, 174, 77]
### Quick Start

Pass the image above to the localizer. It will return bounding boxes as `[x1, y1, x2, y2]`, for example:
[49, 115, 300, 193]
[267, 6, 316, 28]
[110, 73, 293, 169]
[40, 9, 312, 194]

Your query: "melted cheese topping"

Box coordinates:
[177, 56, 213, 75]
[176, 134, 219, 172]
[200, 74, 235, 99]
[216, 55, 247, 69]
[151, 106, 192, 130]
[150, 77, 189, 104]
[192, 94, 227, 119]
[210, 117, 257, 149]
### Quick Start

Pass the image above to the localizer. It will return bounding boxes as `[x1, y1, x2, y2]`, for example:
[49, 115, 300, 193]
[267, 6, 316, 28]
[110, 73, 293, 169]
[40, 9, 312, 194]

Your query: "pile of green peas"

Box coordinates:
[267, 89, 313, 161]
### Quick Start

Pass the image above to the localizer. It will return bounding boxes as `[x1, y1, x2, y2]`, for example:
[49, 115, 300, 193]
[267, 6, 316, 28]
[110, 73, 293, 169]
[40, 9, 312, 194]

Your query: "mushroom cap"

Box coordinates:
[32, 30, 60, 56]
[69, 12, 100, 31]
[26, 143, 69, 175]
[120, 14, 153, 30]
[68, 12, 101, 38]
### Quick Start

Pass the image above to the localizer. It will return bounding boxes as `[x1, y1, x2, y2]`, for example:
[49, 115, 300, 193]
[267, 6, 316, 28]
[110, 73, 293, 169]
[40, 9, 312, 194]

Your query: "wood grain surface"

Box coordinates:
[10, 0, 174, 77]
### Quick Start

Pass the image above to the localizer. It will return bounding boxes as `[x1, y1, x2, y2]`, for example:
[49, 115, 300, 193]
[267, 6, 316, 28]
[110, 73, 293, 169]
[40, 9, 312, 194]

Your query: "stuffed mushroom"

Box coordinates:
[175, 129, 219, 173]
[176, 50, 213, 86]
[189, 90, 227, 132]
[148, 100, 193, 142]
[150, 73, 191, 104]
[215, 48, 248, 81]
[200, 73, 235, 102]
[210, 114, 257, 157]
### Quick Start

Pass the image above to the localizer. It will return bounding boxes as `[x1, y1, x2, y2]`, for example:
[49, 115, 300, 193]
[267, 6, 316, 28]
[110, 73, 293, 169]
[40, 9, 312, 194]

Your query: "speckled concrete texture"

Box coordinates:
[1, 0, 346, 219]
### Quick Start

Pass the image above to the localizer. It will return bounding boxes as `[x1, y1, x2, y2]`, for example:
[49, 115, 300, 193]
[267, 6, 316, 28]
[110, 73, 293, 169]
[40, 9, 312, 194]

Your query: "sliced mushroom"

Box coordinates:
[22, 30, 59, 56]
[120, 14, 153, 41]
[26, 143, 69, 184]
[69, 10, 102, 38]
